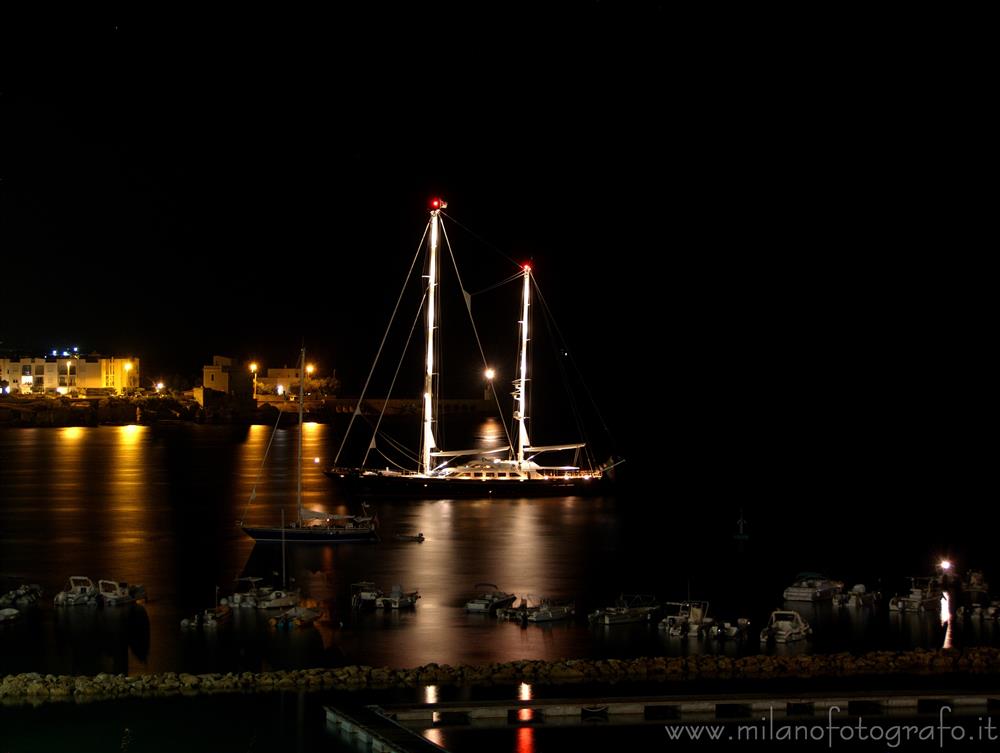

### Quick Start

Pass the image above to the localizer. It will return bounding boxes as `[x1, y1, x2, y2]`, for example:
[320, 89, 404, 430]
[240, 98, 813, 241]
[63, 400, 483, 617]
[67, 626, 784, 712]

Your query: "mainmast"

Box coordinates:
[421, 199, 446, 475]
[514, 264, 531, 467]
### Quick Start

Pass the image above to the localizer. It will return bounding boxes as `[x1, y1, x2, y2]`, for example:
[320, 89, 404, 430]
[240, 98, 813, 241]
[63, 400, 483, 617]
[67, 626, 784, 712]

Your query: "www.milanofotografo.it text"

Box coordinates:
[664, 706, 999, 748]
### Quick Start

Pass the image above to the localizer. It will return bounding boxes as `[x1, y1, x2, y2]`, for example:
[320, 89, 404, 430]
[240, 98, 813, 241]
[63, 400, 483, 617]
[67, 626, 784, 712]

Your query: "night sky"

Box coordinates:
[3, 13, 989, 505]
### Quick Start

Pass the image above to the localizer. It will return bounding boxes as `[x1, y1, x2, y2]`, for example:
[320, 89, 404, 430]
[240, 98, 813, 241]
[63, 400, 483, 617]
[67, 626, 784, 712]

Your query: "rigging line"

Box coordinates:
[362, 290, 428, 467]
[531, 277, 615, 446]
[439, 218, 517, 455]
[439, 210, 522, 269]
[538, 291, 595, 469]
[334, 221, 430, 465]
[239, 382, 286, 523]
[468, 272, 524, 298]
[373, 447, 413, 472]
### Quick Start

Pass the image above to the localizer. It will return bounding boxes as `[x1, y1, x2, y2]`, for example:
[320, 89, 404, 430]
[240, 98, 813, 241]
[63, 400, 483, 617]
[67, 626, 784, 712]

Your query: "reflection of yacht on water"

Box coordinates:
[325, 199, 616, 499]
[239, 348, 379, 544]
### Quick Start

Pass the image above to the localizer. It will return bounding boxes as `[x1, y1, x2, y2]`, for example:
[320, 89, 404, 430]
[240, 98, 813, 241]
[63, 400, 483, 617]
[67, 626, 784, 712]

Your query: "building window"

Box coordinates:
[22, 366, 31, 377]
[35, 365, 44, 376]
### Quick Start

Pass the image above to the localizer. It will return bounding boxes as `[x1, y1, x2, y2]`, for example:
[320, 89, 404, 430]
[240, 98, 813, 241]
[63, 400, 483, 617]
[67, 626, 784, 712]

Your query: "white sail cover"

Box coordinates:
[524, 443, 586, 453]
[431, 446, 510, 458]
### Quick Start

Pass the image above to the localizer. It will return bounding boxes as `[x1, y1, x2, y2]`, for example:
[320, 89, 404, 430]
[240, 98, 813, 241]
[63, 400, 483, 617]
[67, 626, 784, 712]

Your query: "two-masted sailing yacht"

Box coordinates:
[325, 199, 611, 498]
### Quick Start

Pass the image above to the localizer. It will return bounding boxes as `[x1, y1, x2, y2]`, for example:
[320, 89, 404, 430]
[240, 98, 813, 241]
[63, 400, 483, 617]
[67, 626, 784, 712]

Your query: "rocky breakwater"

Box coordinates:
[3, 648, 1000, 705]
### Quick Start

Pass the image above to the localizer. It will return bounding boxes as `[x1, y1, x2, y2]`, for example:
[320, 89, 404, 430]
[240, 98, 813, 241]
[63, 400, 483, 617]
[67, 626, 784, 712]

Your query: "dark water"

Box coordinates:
[1, 424, 995, 680]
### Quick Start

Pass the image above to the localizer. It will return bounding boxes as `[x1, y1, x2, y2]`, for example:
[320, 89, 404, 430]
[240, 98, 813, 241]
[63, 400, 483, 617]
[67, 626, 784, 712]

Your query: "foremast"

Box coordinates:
[514, 264, 531, 470]
[421, 200, 446, 475]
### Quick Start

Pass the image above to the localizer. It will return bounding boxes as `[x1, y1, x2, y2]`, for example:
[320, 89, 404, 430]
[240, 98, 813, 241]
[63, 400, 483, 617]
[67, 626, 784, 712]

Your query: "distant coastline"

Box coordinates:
[0, 395, 494, 428]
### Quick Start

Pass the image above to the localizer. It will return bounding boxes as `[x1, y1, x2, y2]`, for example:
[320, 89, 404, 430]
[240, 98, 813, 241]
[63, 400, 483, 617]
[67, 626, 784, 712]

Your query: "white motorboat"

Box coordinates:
[658, 600, 714, 638]
[759, 610, 812, 644]
[228, 577, 272, 608]
[709, 618, 751, 641]
[0, 608, 20, 624]
[257, 588, 300, 610]
[782, 573, 844, 602]
[375, 585, 420, 609]
[351, 581, 383, 609]
[394, 532, 425, 543]
[0, 584, 42, 608]
[889, 577, 942, 612]
[181, 605, 232, 630]
[963, 570, 990, 606]
[836, 584, 880, 608]
[465, 583, 517, 613]
[271, 605, 320, 630]
[527, 599, 574, 623]
[97, 580, 146, 606]
[588, 594, 659, 625]
[54, 576, 98, 606]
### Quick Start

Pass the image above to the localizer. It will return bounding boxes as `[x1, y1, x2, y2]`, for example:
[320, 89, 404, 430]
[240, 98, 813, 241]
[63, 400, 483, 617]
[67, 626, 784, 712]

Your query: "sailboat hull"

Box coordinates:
[240, 525, 379, 544]
[324, 469, 610, 499]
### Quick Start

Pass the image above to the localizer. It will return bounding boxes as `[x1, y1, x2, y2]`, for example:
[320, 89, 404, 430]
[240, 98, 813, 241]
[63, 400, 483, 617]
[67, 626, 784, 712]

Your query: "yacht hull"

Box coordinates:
[240, 525, 378, 544]
[324, 469, 609, 499]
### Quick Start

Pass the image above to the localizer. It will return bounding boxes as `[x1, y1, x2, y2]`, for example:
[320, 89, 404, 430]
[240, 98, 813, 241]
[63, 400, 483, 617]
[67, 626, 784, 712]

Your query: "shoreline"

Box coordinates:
[3, 648, 998, 706]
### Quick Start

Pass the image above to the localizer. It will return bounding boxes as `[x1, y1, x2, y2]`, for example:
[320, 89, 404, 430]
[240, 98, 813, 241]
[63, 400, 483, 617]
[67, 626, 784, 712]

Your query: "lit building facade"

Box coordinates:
[0, 354, 140, 396]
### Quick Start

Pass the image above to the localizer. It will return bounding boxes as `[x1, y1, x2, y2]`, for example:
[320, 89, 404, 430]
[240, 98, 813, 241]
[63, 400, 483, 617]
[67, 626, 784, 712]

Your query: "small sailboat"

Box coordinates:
[238, 347, 379, 544]
[326, 199, 614, 498]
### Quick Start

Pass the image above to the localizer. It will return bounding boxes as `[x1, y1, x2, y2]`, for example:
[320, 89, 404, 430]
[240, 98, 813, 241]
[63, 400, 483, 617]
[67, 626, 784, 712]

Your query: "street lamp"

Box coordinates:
[484, 367, 495, 400]
[249, 362, 258, 400]
[123, 362, 133, 394]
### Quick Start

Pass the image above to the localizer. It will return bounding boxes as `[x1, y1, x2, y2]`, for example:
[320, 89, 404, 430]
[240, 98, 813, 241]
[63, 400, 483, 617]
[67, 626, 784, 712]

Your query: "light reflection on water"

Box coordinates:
[0, 424, 993, 678]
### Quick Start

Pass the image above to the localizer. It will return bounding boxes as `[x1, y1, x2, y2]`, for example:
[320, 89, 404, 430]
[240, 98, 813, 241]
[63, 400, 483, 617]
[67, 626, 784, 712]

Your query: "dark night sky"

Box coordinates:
[2, 12, 991, 500]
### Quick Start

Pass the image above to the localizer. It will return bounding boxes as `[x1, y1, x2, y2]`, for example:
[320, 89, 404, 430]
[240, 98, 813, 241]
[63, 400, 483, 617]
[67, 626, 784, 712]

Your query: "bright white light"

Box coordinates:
[277, 385, 285, 396]
[51, 350, 57, 356]
[939, 560, 952, 571]
[314, 457, 320, 464]
[73, 346, 78, 352]
[56, 387, 68, 395]
[156, 382, 165, 391]
[484, 368, 496, 380]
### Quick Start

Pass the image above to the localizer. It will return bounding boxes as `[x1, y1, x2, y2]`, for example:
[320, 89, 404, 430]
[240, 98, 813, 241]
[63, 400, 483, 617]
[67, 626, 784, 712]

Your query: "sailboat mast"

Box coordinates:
[297, 347, 305, 523]
[422, 201, 444, 475]
[515, 265, 531, 467]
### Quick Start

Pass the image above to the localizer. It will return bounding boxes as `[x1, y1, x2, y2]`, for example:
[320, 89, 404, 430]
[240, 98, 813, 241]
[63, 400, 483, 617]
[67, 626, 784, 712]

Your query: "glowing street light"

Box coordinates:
[484, 368, 496, 381]
[155, 382, 164, 392]
[249, 362, 258, 400]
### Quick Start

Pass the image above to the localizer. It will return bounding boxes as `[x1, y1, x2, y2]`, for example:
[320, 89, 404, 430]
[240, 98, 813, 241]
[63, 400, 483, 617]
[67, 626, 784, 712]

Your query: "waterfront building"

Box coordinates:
[0, 353, 140, 396]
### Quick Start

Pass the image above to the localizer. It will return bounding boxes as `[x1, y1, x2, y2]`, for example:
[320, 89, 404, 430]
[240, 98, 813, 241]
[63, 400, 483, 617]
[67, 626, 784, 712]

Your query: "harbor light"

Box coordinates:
[306, 364, 315, 375]
[484, 368, 496, 380]
[155, 382, 164, 391]
[939, 559, 952, 571]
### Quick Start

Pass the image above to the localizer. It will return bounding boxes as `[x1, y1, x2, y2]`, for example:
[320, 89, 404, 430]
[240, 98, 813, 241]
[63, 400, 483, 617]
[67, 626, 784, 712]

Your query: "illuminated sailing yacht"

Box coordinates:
[325, 199, 612, 498]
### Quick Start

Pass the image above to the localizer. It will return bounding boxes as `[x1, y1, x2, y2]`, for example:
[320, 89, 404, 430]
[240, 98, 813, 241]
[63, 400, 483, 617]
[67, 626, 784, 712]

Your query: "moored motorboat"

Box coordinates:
[589, 594, 659, 625]
[394, 532, 426, 543]
[97, 580, 146, 606]
[657, 600, 713, 638]
[465, 583, 516, 614]
[527, 599, 574, 623]
[759, 610, 812, 644]
[889, 577, 942, 612]
[836, 584, 881, 608]
[54, 576, 98, 607]
[782, 573, 844, 603]
[375, 585, 420, 610]
[0, 584, 42, 608]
